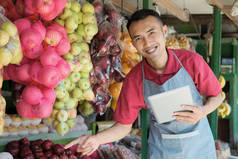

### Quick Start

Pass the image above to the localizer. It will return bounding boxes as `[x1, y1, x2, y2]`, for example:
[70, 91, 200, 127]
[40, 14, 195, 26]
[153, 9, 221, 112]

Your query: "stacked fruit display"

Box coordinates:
[109, 30, 141, 111]
[90, 0, 125, 114]
[0, 7, 23, 135]
[0, 20, 23, 68]
[218, 75, 231, 118]
[3, 19, 71, 119]
[6, 137, 98, 159]
[49, 0, 98, 136]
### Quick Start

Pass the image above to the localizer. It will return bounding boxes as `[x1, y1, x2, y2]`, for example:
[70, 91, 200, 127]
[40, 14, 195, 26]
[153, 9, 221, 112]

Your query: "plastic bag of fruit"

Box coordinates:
[0, 11, 23, 67]
[103, 0, 122, 27]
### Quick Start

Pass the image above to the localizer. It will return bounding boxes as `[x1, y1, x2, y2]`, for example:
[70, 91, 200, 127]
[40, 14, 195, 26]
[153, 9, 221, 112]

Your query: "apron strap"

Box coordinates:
[170, 50, 185, 68]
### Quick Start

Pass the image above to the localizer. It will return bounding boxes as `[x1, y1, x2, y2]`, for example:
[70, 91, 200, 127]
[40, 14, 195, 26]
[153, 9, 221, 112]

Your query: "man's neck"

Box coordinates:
[146, 50, 168, 74]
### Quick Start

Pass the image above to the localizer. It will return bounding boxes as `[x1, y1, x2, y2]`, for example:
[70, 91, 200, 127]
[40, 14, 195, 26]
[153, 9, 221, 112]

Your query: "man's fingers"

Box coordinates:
[86, 148, 97, 156]
[173, 111, 193, 117]
[175, 116, 195, 124]
[64, 139, 79, 149]
[64, 135, 87, 149]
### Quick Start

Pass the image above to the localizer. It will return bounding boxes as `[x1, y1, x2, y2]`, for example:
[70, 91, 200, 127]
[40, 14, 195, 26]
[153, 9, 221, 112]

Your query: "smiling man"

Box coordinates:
[65, 9, 223, 159]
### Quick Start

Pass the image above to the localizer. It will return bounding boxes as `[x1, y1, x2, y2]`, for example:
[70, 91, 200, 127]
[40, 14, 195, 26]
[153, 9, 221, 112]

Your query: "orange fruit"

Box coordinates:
[111, 99, 118, 111]
[109, 82, 122, 98]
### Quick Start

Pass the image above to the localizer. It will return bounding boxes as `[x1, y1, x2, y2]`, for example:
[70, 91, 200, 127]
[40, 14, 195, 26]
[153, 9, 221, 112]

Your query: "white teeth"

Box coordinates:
[146, 46, 157, 54]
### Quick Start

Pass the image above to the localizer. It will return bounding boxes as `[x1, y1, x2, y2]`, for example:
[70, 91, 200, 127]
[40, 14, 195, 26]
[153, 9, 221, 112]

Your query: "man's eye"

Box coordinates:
[149, 31, 154, 35]
[135, 37, 141, 41]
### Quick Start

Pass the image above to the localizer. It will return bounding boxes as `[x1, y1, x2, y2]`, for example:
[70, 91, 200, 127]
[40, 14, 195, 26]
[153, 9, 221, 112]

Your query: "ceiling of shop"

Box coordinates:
[113, 0, 238, 37]
[123, 0, 235, 14]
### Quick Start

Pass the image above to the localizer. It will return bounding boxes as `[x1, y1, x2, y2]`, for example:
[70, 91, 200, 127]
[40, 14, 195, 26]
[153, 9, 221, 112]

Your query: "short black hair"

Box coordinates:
[127, 9, 163, 31]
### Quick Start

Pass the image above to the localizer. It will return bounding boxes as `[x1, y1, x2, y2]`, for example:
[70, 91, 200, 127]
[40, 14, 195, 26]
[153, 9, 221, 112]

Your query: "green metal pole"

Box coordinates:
[141, 1, 153, 159]
[209, 6, 222, 139]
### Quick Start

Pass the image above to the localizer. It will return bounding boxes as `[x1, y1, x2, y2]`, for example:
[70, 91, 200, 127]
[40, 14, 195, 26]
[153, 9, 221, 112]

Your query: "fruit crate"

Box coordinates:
[0, 130, 91, 151]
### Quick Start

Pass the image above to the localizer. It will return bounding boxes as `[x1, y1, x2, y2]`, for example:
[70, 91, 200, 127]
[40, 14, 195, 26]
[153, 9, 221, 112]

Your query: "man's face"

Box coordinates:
[129, 16, 168, 61]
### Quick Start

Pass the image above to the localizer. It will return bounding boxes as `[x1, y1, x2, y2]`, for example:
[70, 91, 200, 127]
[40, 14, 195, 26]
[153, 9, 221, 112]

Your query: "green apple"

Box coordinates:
[82, 62, 93, 72]
[66, 119, 76, 128]
[83, 14, 97, 25]
[55, 86, 67, 99]
[54, 101, 65, 109]
[60, 78, 71, 90]
[77, 12, 83, 24]
[53, 120, 60, 129]
[84, 35, 94, 43]
[60, 8, 72, 19]
[56, 121, 70, 136]
[79, 42, 89, 52]
[63, 52, 74, 60]
[55, 18, 65, 26]
[82, 3, 95, 14]
[57, 110, 69, 122]
[83, 89, 95, 101]
[60, 91, 70, 102]
[1, 22, 18, 37]
[71, 42, 83, 55]
[51, 109, 59, 118]
[65, 16, 78, 31]
[80, 72, 89, 79]
[85, 23, 98, 37]
[71, 1, 81, 13]
[0, 30, 9, 47]
[69, 71, 81, 82]
[72, 87, 83, 99]
[68, 33, 82, 43]
[68, 82, 76, 92]
[0, 47, 12, 66]
[65, 97, 78, 109]
[65, 0, 71, 9]
[79, 101, 94, 116]
[76, 24, 86, 37]
[66, 28, 75, 34]
[78, 79, 91, 90]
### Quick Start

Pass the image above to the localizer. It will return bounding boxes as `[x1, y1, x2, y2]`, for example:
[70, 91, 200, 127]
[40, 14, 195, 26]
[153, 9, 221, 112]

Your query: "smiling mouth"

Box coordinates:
[144, 46, 158, 54]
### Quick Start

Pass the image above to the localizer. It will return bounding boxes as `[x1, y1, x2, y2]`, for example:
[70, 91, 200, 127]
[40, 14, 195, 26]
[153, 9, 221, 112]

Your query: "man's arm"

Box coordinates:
[173, 93, 223, 124]
[64, 122, 132, 156]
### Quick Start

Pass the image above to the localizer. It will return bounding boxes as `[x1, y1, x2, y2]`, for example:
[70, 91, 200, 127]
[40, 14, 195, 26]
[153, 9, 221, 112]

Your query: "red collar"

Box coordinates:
[143, 48, 181, 80]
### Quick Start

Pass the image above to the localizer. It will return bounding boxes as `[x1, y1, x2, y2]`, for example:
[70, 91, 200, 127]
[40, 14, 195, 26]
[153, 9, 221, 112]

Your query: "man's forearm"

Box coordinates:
[94, 122, 132, 145]
[203, 93, 223, 116]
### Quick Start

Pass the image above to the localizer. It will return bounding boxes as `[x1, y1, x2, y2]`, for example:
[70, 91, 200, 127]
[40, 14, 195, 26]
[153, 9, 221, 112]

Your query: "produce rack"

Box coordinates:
[0, 130, 91, 151]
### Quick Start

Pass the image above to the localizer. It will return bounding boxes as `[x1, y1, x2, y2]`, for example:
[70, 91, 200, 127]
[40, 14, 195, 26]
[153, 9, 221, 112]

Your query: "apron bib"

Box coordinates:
[142, 51, 217, 159]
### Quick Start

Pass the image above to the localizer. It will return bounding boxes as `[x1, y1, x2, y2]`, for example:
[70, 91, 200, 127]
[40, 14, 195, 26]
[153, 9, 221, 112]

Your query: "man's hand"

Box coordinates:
[64, 135, 100, 156]
[173, 104, 207, 124]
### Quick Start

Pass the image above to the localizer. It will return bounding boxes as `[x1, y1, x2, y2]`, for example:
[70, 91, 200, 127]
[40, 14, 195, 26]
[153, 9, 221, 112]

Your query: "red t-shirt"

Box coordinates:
[114, 49, 222, 124]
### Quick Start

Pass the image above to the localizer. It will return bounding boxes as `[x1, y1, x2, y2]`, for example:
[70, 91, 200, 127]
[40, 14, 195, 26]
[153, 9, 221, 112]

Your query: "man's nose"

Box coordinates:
[143, 37, 150, 47]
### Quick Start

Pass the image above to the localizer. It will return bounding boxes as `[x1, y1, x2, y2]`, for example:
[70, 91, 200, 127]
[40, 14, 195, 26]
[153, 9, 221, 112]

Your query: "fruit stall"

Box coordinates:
[0, 0, 144, 158]
[0, 0, 237, 159]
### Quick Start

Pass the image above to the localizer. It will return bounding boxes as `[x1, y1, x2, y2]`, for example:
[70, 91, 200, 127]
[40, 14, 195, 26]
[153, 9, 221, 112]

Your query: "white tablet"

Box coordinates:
[147, 85, 194, 123]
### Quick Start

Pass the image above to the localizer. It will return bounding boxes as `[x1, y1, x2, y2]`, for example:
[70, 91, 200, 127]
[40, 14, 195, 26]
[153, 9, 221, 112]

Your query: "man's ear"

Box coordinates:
[162, 25, 168, 38]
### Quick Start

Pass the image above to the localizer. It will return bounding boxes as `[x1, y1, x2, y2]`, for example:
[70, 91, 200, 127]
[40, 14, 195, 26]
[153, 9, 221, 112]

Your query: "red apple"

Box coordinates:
[53, 144, 65, 156]
[23, 153, 35, 159]
[65, 148, 72, 156]
[20, 138, 30, 146]
[51, 154, 60, 159]
[44, 150, 53, 158]
[7, 147, 19, 157]
[34, 151, 44, 158]
[59, 154, 68, 159]
[68, 154, 77, 159]
[42, 139, 53, 151]
[93, 1, 103, 14]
